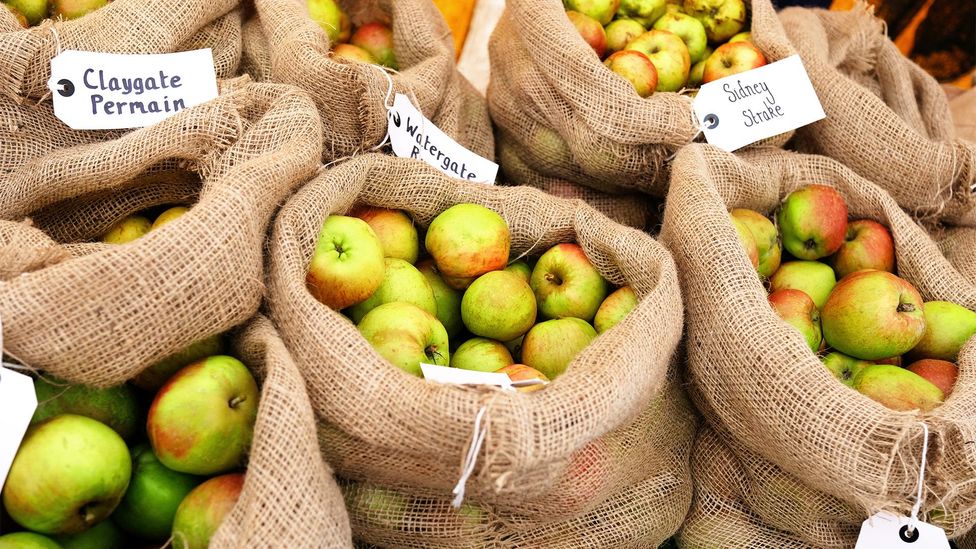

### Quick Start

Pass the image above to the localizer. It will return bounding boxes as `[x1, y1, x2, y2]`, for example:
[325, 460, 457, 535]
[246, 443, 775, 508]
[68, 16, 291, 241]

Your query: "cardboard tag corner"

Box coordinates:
[854, 511, 950, 549]
[0, 366, 37, 489]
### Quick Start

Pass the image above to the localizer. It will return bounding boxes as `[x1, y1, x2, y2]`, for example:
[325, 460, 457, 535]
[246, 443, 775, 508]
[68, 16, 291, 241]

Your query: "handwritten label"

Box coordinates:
[0, 367, 37, 489]
[854, 512, 949, 549]
[387, 93, 498, 184]
[693, 55, 825, 152]
[420, 363, 547, 390]
[48, 49, 218, 130]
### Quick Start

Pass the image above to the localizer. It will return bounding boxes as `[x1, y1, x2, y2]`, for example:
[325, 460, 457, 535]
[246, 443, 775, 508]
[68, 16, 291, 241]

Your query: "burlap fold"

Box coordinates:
[660, 143, 976, 537]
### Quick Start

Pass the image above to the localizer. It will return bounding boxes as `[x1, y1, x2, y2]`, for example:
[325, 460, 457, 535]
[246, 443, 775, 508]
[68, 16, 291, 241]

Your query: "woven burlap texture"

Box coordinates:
[660, 143, 976, 537]
[0, 82, 322, 387]
[242, 0, 494, 162]
[779, 5, 976, 226]
[266, 153, 684, 509]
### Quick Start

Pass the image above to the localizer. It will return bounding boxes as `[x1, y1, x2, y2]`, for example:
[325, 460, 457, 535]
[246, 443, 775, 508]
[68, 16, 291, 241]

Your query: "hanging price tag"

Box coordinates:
[0, 367, 37, 489]
[855, 512, 949, 549]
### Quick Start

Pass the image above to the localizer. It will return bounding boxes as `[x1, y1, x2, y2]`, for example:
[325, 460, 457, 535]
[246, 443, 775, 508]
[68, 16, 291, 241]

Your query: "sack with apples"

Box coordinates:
[242, 0, 494, 162]
[0, 82, 321, 386]
[778, 6, 976, 225]
[660, 143, 976, 538]
[487, 0, 795, 198]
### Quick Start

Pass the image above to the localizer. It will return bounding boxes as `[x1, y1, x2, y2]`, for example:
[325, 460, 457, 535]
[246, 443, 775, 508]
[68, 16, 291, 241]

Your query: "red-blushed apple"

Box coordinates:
[730, 215, 759, 269]
[776, 185, 849, 260]
[828, 219, 895, 278]
[908, 301, 976, 362]
[147, 356, 258, 475]
[769, 261, 836, 309]
[346, 258, 437, 323]
[417, 259, 464, 337]
[504, 260, 533, 285]
[618, 0, 666, 27]
[442, 273, 477, 290]
[652, 12, 708, 63]
[102, 214, 151, 244]
[907, 359, 958, 397]
[132, 335, 223, 391]
[531, 243, 610, 322]
[728, 31, 751, 42]
[852, 364, 943, 412]
[604, 50, 659, 97]
[4, 0, 45, 25]
[683, 0, 745, 42]
[567, 11, 608, 58]
[625, 30, 691, 92]
[50, 0, 106, 20]
[732, 208, 781, 276]
[31, 377, 141, 441]
[306, 215, 386, 310]
[425, 204, 510, 280]
[497, 364, 550, 392]
[332, 43, 377, 64]
[821, 270, 926, 360]
[0, 532, 60, 548]
[461, 270, 537, 341]
[701, 41, 767, 83]
[521, 318, 598, 379]
[112, 444, 202, 541]
[171, 473, 243, 549]
[151, 206, 189, 231]
[565, 0, 621, 25]
[547, 438, 613, 515]
[350, 206, 419, 263]
[594, 286, 638, 333]
[874, 356, 903, 367]
[350, 22, 397, 69]
[768, 289, 821, 352]
[55, 519, 126, 548]
[451, 337, 514, 372]
[307, 0, 350, 43]
[358, 302, 450, 375]
[605, 18, 645, 54]
[3, 415, 131, 535]
[821, 352, 871, 388]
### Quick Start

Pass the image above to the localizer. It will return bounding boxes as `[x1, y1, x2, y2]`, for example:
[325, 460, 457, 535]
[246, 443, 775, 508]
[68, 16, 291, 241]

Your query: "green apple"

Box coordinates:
[907, 359, 958, 397]
[821, 352, 871, 388]
[731, 208, 780, 277]
[3, 415, 130, 535]
[730, 215, 759, 269]
[777, 185, 849, 261]
[55, 520, 125, 549]
[605, 19, 645, 54]
[652, 12, 707, 63]
[567, 11, 607, 58]
[821, 270, 926, 360]
[151, 206, 189, 231]
[768, 261, 836, 309]
[0, 533, 60, 549]
[425, 204, 510, 281]
[31, 377, 140, 441]
[828, 219, 895, 279]
[461, 270, 536, 341]
[147, 356, 258, 475]
[307, 0, 350, 43]
[112, 444, 202, 541]
[618, 0, 666, 27]
[686, 45, 712, 86]
[350, 22, 397, 69]
[625, 30, 691, 92]
[102, 215, 151, 244]
[504, 260, 532, 285]
[346, 258, 437, 323]
[350, 206, 419, 263]
[682, 0, 745, 43]
[332, 44, 377, 64]
[132, 335, 223, 391]
[450, 337, 514, 372]
[768, 289, 821, 352]
[417, 259, 464, 337]
[521, 318, 597, 379]
[4, 4, 29, 27]
[593, 286, 637, 333]
[701, 41, 767, 83]
[908, 301, 976, 361]
[531, 243, 610, 322]
[49, 0, 105, 20]
[564, 0, 621, 25]
[306, 215, 386, 311]
[171, 473, 243, 549]
[604, 50, 659, 97]
[728, 31, 751, 42]
[4, 0, 47, 25]
[852, 364, 943, 412]
[358, 302, 450, 375]
[344, 484, 409, 529]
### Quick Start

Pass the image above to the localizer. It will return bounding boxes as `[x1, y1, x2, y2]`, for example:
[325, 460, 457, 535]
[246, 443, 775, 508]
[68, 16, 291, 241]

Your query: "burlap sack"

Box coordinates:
[660, 143, 976, 537]
[266, 153, 684, 512]
[0, 82, 322, 387]
[779, 5, 976, 226]
[243, 0, 494, 162]
[486, 0, 795, 197]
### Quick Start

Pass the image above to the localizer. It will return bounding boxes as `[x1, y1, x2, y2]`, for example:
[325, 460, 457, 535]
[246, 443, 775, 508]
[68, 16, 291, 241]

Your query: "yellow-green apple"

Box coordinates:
[442, 273, 477, 290]
[55, 519, 126, 549]
[31, 377, 140, 440]
[821, 352, 871, 388]
[151, 206, 189, 231]
[625, 30, 690, 92]
[567, 11, 608, 58]
[505, 335, 525, 362]
[821, 270, 926, 360]
[521, 318, 597, 379]
[147, 356, 258, 475]
[907, 359, 958, 397]
[852, 364, 943, 412]
[730, 215, 759, 269]
[450, 337, 514, 372]
[307, 0, 350, 43]
[417, 259, 464, 337]
[4, 4, 29, 27]
[687, 57, 706, 86]
[112, 444, 201, 541]
[504, 260, 533, 285]
[102, 215, 151, 244]
[346, 258, 436, 323]
[461, 270, 537, 341]
[617, 0, 666, 26]
[908, 301, 976, 361]
[728, 31, 751, 42]
[652, 12, 707, 63]
[425, 204, 510, 281]
[497, 364, 550, 392]
[731, 208, 780, 277]
[171, 473, 243, 549]
[604, 50, 658, 97]
[701, 41, 767, 83]
[594, 286, 637, 333]
[531, 243, 610, 321]
[358, 302, 450, 375]
[3, 415, 130, 535]
[332, 43, 378, 64]
[768, 261, 836, 309]
[132, 335, 223, 391]
[344, 484, 409, 529]
[682, 0, 745, 42]
[350, 22, 397, 69]
[604, 19, 645, 54]
[0, 533, 60, 548]
[4, 0, 46, 25]
[306, 215, 386, 311]
[564, 0, 621, 25]
[828, 219, 895, 278]
[50, 0, 106, 20]
[776, 185, 848, 260]
[768, 289, 821, 352]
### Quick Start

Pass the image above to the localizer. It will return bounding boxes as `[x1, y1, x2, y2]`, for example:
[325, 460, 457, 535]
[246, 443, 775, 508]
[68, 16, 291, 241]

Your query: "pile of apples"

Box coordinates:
[0, 337, 256, 549]
[100, 205, 188, 244]
[306, 0, 398, 69]
[732, 185, 976, 412]
[306, 203, 637, 387]
[2, 0, 107, 27]
[564, 0, 767, 97]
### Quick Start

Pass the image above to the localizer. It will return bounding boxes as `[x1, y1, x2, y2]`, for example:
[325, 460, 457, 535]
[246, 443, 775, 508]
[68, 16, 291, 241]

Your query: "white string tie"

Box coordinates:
[370, 65, 396, 151]
[906, 421, 929, 535]
[451, 404, 489, 508]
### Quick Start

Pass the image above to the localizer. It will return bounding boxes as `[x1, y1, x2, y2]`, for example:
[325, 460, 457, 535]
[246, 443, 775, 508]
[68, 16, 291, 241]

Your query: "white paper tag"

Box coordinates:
[854, 512, 950, 549]
[421, 363, 514, 389]
[48, 49, 219, 130]
[0, 367, 37, 490]
[387, 93, 499, 184]
[692, 55, 825, 152]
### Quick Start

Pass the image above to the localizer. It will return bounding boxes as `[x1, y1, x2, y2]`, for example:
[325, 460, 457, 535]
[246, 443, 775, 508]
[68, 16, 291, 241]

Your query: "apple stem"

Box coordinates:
[228, 395, 247, 409]
[545, 273, 562, 285]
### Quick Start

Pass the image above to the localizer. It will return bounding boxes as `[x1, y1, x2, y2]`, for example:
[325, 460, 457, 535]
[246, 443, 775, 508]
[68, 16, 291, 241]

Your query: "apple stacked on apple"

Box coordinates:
[307, 203, 641, 386]
[2, 0, 107, 27]
[100, 204, 191, 244]
[731, 185, 976, 412]
[306, 0, 398, 69]
[561, 0, 767, 96]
